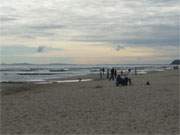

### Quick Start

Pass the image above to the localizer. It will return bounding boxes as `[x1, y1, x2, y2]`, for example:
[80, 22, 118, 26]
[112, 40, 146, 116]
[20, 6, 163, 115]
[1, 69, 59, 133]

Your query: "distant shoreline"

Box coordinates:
[0, 68, 176, 84]
[0, 69, 178, 84]
[0, 63, 173, 65]
[0, 63, 178, 83]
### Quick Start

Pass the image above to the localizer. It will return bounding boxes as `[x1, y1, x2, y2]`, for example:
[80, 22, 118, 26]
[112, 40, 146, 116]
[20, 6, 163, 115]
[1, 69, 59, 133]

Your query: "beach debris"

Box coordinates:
[146, 81, 150, 85]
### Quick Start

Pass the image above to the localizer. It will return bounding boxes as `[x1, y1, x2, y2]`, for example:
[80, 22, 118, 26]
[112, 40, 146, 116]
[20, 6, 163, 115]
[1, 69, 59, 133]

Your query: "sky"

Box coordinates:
[0, 0, 180, 64]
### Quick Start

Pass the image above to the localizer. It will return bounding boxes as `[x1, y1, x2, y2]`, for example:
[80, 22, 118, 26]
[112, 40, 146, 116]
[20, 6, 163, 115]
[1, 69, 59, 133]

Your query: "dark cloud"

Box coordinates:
[115, 45, 125, 51]
[1, 0, 179, 50]
[69, 22, 179, 48]
[0, 16, 17, 22]
[36, 46, 63, 53]
[121, 38, 179, 47]
[37, 46, 46, 53]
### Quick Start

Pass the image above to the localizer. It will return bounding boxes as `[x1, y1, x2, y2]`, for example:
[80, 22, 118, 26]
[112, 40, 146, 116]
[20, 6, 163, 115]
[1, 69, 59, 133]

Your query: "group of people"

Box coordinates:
[116, 74, 131, 86]
[100, 67, 132, 87]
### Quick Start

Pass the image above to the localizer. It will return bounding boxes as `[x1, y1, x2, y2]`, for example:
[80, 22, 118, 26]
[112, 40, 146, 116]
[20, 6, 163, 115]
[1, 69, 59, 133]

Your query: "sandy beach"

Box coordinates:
[0, 70, 179, 135]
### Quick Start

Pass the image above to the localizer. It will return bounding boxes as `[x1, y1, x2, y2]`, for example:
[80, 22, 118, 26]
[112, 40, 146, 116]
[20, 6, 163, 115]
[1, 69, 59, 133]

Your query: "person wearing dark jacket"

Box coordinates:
[107, 69, 109, 79]
[110, 68, 115, 80]
[116, 75, 122, 86]
[114, 69, 117, 79]
[99, 68, 103, 79]
[124, 77, 129, 86]
[102, 67, 105, 75]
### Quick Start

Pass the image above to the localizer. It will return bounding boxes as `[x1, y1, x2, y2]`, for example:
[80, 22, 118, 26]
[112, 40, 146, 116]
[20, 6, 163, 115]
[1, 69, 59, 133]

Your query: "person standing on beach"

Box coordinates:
[114, 69, 117, 79]
[116, 74, 121, 86]
[100, 68, 103, 79]
[128, 68, 131, 74]
[107, 68, 109, 79]
[102, 67, 105, 75]
[110, 68, 115, 80]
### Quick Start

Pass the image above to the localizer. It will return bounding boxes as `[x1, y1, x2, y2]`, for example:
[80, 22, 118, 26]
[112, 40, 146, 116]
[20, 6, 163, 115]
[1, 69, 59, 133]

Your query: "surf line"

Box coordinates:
[34, 79, 93, 84]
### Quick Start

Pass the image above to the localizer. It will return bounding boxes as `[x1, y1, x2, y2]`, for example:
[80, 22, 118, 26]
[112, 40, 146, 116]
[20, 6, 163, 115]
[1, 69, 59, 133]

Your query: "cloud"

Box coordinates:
[37, 46, 46, 53]
[1, 0, 179, 41]
[1, 45, 64, 56]
[1, 0, 179, 63]
[115, 45, 125, 51]
[0, 16, 18, 22]
[29, 24, 65, 30]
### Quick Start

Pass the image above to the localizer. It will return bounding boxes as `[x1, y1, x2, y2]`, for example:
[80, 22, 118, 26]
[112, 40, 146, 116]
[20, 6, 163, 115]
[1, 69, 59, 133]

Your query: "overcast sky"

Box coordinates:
[1, 0, 179, 64]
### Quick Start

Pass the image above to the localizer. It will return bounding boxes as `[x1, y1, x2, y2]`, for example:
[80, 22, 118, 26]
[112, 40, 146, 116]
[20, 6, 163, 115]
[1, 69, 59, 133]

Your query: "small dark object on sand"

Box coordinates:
[173, 66, 179, 70]
[146, 81, 150, 85]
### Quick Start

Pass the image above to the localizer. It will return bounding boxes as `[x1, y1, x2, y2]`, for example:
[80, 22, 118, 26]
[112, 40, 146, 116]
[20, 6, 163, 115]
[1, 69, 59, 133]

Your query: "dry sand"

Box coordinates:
[0, 70, 179, 135]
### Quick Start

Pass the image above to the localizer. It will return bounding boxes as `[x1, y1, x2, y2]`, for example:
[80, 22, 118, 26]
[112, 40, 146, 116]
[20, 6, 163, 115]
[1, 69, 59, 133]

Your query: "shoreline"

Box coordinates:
[0, 64, 176, 84]
[0, 69, 178, 95]
[0, 68, 172, 84]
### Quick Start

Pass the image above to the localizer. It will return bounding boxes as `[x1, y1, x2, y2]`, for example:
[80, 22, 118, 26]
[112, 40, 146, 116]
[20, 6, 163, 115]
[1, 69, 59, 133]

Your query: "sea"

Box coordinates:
[0, 64, 173, 83]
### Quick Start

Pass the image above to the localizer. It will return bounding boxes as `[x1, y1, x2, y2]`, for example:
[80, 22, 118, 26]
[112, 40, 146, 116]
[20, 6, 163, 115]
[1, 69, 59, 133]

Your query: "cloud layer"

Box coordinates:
[1, 0, 179, 64]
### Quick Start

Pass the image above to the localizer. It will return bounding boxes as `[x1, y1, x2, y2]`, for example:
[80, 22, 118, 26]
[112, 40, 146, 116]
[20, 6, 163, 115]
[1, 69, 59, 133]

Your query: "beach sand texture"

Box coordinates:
[1, 70, 179, 135]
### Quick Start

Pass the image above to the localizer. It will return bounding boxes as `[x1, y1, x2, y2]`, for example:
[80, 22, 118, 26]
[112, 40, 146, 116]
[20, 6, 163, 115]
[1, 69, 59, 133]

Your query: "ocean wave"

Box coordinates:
[49, 69, 69, 72]
[17, 73, 56, 75]
[0, 68, 45, 72]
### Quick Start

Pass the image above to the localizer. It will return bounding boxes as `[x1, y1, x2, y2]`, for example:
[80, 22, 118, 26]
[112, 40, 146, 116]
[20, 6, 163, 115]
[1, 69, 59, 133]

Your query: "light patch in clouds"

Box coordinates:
[30, 44, 178, 64]
[1, 44, 178, 64]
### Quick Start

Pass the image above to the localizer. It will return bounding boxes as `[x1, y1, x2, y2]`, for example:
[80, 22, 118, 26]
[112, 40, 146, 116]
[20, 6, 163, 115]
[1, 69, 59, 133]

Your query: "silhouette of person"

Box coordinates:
[124, 76, 128, 86]
[99, 68, 103, 79]
[110, 68, 115, 80]
[128, 68, 131, 73]
[114, 69, 117, 79]
[102, 68, 105, 75]
[107, 69, 109, 79]
[116, 74, 122, 86]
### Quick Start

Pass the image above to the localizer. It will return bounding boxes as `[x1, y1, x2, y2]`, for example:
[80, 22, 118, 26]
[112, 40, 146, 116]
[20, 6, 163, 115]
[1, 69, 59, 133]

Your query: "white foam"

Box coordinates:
[55, 79, 92, 83]
[35, 81, 53, 84]
[34, 79, 93, 84]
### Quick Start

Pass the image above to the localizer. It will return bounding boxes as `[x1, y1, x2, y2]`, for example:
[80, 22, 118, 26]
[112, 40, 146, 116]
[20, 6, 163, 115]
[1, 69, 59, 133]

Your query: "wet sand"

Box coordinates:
[0, 70, 179, 135]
